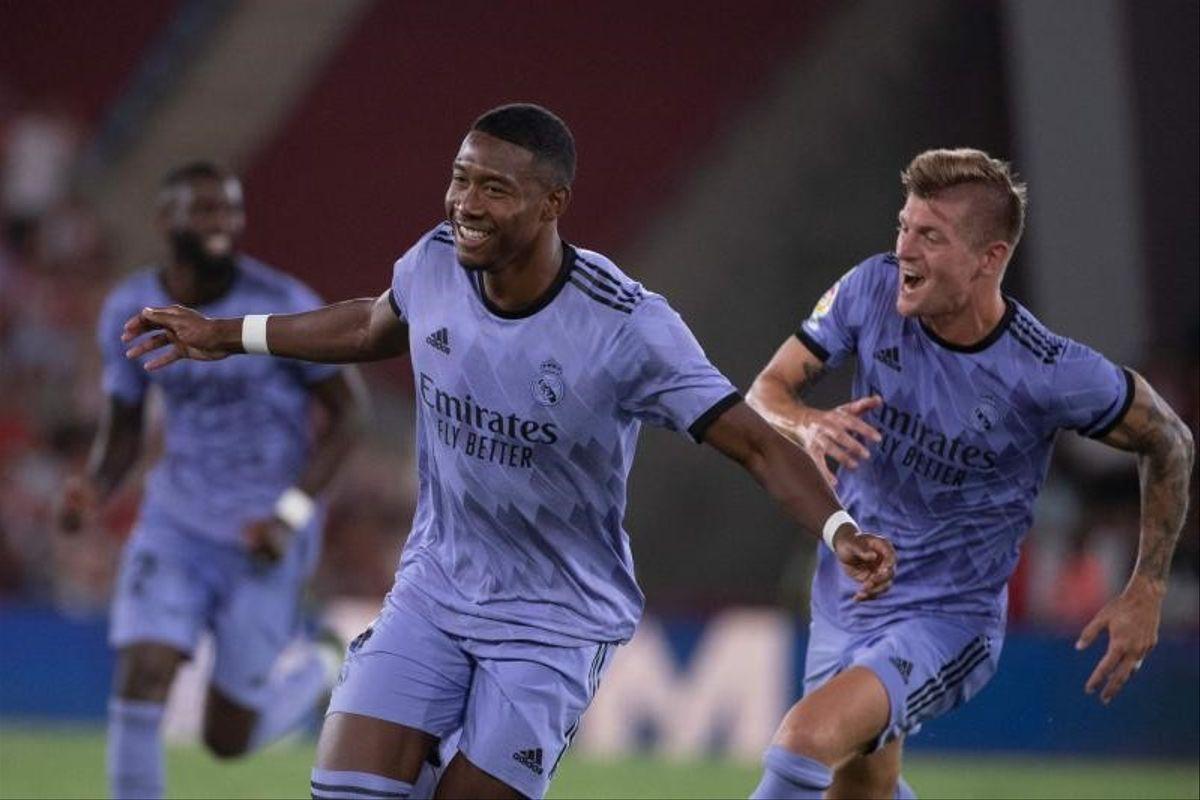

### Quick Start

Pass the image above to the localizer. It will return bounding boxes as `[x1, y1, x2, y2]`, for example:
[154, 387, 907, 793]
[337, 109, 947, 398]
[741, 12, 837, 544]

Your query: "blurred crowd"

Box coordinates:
[1, 89, 1197, 632]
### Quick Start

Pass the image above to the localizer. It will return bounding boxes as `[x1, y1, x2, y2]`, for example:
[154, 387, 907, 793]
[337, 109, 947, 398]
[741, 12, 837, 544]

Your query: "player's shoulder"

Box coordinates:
[861, 251, 900, 273]
[426, 220, 456, 247]
[235, 254, 306, 293]
[994, 298, 1121, 393]
[394, 222, 457, 273]
[96, 268, 162, 341]
[564, 243, 648, 317]
[103, 266, 161, 311]
[235, 254, 326, 307]
[417, 222, 458, 258]
[814, 252, 897, 315]
[1000, 297, 1071, 366]
[850, 252, 899, 291]
[816, 252, 898, 329]
[998, 297, 1129, 428]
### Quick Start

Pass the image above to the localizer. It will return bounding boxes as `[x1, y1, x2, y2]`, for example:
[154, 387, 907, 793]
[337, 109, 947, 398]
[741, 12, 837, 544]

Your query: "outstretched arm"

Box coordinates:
[747, 336, 882, 487]
[58, 397, 143, 532]
[703, 401, 895, 601]
[122, 290, 408, 370]
[1076, 370, 1195, 703]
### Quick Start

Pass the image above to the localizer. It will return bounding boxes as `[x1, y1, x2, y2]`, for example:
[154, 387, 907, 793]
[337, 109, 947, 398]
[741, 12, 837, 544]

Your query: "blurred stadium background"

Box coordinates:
[1, 0, 1197, 798]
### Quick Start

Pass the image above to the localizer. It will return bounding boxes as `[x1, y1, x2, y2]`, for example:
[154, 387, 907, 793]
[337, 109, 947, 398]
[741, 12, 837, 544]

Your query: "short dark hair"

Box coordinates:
[471, 103, 576, 187]
[160, 160, 236, 190]
[901, 148, 1027, 248]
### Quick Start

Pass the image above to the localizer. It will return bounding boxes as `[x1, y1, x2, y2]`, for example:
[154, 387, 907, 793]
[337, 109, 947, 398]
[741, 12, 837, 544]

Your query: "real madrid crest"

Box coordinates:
[968, 395, 1001, 432]
[532, 358, 565, 407]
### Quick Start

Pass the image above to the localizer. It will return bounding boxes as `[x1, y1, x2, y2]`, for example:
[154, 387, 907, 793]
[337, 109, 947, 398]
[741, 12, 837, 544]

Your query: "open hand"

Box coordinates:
[799, 395, 883, 487]
[834, 530, 896, 601]
[1076, 575, 1165, 704]
[123, 305, 232, 370]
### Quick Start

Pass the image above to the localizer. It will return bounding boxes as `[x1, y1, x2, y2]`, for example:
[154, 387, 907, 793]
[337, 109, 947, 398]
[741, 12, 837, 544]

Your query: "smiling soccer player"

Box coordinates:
[121, 104, 896, 800]
[746, 149, 1194, 800]
[60, 161, 365, 800]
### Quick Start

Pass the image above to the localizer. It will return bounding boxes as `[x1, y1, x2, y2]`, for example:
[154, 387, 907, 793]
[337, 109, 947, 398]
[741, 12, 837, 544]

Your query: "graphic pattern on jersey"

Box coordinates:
[99, 257, 338, 544]
[388, 224, 739, 645]
[797, 254, 1132, 630]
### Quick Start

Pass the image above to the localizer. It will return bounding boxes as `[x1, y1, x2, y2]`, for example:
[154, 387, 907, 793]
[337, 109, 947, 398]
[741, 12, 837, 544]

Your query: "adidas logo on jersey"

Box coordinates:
[889, 655, 914, 684]
[426, 327, 451, 354]
[512, 747, 544, 775]
[874, 346, 901, 372]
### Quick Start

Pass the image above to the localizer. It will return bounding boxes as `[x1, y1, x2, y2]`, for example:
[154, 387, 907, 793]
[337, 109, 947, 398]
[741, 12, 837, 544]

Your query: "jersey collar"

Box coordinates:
[918, 296, 1016, 353]
[155, 257, 244, 309]
[467, 242, 575, 320]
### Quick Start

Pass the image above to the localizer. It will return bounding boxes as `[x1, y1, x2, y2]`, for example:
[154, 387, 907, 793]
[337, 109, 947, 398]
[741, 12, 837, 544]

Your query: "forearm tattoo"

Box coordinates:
[1110, 380, 1196, 582]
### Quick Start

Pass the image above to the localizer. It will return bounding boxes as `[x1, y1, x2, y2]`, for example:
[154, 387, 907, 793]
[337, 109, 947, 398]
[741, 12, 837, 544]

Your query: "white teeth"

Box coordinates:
[205, 233, 232, 254]
[457, 224, 489, 242]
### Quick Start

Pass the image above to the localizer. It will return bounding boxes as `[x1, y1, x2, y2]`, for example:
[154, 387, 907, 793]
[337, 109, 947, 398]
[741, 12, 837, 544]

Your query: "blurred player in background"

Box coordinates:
[746, 148, 1195, 799]
[57, 161, 366, 800]
[120, 104, 895, 800]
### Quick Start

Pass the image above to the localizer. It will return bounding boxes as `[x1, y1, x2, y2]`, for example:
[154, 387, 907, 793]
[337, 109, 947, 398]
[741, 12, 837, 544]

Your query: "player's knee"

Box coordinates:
[774, 715, 845, 766]
[202, 690, 257, 759]
[202, 724, 251, 759]
[115, 649, 182, 702]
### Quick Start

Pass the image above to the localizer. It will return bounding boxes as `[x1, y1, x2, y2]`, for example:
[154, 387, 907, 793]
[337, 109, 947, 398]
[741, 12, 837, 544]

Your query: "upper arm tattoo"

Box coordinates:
[1103, 374, 1196, 581]
[793, 359, 828, 398]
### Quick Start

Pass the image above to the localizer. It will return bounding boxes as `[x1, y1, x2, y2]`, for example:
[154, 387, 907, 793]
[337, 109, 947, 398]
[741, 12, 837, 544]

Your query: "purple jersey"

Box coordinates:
[99, 257, 339, 546]
[797, 254, 1132, 631]
[387, 223, 739, 646]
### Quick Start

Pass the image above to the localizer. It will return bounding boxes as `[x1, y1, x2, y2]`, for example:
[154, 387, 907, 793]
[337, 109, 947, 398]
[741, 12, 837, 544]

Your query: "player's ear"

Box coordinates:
[980, 240, 1009, 278]
[542, 185, 570, 222]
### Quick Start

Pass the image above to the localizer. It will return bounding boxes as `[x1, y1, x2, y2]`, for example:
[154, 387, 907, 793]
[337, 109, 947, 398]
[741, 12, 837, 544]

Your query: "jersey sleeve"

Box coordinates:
[1049, 338, 1134, 438]
[613, 295, 740, 442]
[390, 226, 445, 323]
[795, 256, 890, 368]
[97, 288, 148, 405]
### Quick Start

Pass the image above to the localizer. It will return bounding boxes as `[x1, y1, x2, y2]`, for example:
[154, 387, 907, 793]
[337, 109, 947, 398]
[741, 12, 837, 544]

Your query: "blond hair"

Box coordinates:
[901, 148, 1027, 249]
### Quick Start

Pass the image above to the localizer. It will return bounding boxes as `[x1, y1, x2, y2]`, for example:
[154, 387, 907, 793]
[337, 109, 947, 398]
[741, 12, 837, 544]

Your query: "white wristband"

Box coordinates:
[274, 487, 315, 531]
[822, 510, 857, 552]
[242, 314, 271, 355]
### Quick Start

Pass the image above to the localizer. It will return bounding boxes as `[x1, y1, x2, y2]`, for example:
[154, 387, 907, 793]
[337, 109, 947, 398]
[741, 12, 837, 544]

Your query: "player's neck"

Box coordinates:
[480, 232, 564, 313]
[920, 292, 1007, 347]
[160, 258, 237, 307]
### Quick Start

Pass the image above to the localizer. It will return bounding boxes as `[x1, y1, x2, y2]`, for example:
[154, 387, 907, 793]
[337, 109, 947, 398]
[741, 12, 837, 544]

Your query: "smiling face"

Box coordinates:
[160, 175, 245, 272]
[444, 131, 565, 272]
[894, 189, 1001, 321]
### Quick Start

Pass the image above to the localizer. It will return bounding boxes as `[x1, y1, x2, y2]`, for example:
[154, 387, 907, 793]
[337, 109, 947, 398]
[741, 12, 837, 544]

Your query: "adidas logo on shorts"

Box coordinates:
[426, 327, 451, 354]
[889, 655, 914, 684]
[512, 747, 544, 775]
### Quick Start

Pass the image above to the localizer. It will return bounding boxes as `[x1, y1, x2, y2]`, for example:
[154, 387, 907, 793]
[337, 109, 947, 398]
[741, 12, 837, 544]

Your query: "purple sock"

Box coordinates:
[107, 698, 165, 799]
[749, 745, 832, 799]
